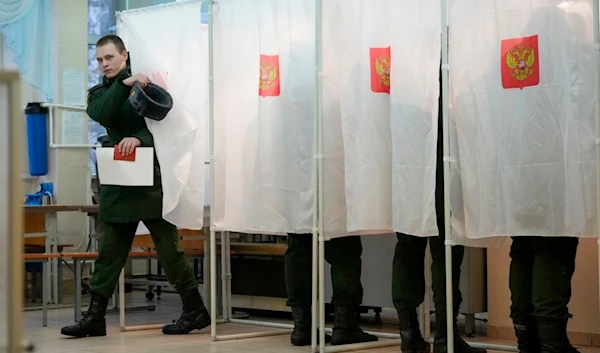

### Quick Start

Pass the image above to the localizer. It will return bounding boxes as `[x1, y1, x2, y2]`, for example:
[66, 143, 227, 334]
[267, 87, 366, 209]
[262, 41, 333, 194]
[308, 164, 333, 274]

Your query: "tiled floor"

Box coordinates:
[21, 291, 597, 353]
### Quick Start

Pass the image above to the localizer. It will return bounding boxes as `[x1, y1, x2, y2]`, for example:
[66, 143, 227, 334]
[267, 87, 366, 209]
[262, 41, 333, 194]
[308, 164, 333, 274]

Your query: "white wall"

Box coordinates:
[52, 0, 90, 252]
[1, 1, 90, 252]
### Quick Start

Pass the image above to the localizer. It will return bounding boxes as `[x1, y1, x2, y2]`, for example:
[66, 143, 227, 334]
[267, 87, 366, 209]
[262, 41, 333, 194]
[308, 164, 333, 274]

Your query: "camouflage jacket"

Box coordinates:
[87, 68, 163, 223]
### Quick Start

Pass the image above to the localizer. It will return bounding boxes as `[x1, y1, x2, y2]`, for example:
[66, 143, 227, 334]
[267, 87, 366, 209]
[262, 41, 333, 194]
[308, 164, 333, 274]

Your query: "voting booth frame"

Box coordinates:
[1, 72, 27, 353]
[105, 1, 600, 353]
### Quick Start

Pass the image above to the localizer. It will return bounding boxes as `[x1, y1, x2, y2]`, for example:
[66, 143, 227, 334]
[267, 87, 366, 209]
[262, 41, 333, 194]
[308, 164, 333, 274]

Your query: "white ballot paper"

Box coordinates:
[96, 147, 154, 186]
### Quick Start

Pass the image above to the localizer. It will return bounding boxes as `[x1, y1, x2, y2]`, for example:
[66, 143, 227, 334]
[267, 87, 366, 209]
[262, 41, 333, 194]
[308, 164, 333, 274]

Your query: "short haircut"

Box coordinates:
[96, 34, 126, 53]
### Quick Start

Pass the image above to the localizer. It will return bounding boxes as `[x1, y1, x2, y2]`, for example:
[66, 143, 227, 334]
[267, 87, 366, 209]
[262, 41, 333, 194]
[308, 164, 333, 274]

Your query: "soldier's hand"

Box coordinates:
[117, 137, 141, 156]
[122, 73, 150, 88]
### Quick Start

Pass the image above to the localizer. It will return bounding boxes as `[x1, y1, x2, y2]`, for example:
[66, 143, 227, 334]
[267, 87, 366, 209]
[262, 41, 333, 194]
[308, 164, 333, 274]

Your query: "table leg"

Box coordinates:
[47, 212, 59, 305]
[42, 261, 48, 327]
[74, 259, 82, 322]
[44, 238, 51, 306]
[58, 258, 63, 304]
[44, 257, 51, 308]
[203, 239, 210, 311]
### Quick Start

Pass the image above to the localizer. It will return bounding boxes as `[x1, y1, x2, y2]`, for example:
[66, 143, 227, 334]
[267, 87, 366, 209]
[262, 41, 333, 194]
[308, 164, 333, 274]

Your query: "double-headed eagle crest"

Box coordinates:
[259, 60, 278, 90]
[506, 44, 535, 81]
[374, 55, 391, 87]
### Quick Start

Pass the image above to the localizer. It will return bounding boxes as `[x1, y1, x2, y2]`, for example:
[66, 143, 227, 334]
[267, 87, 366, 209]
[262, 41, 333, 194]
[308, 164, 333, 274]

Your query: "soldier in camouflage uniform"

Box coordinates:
[61, 35, 209, 338]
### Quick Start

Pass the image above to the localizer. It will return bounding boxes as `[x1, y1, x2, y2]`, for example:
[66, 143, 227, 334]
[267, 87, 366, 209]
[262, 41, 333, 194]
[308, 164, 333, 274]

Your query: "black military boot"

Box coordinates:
[290, 306, 331, 346]
[433, 313, 487, 353]
[330, 306, 378, 346]
[513, 316, 541, 353]
[537, 318, 580, 353]
[61, 293, 109, 338]
[162, 288, 211, 334]
[398, 309, 430, 353]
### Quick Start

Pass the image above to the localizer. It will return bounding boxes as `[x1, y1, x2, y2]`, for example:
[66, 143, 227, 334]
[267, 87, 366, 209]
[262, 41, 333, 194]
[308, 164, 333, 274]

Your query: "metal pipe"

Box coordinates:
[467, 343, 518, 352]
[215, 330, 291, 341]
[310, 326, 402, 340]
[315, 0, 326, 352]
[208, 0, 218, 342]
[229, 319, 294, 329]
[592, 0, 600, 337]
[42, 262, 48, 327]
[226, 232, 233, 320]
[40, 103, 99, 149]
[74, 259, 82, 322]
[312, 229, 318, 353]
[440, 1, 454, 352]
[41, 103, 86, 111]
[311, 0, 322, 350]
[119, 270, 125, 330]
[220, 231, 227, 321]
[362, 331, 401, 340]
[210, 229, 217, 340]
[122, 324, 165, 331]
[323, 339, 402, 353]
[318, 235, 325, 353]
[121, 318, 228, 331]
[120, 312, 229, 333]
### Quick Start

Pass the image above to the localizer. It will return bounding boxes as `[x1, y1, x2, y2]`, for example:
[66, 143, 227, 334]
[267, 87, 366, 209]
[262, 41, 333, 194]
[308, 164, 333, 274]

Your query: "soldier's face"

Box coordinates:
[96, 43, 128, 79]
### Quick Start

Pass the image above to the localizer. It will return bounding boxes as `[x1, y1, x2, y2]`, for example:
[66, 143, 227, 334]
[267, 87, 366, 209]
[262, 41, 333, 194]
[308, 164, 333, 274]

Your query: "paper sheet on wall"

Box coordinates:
[61, 111, 84, 145]
[96, 147, 154, 186]
[62, 69, 85, 106]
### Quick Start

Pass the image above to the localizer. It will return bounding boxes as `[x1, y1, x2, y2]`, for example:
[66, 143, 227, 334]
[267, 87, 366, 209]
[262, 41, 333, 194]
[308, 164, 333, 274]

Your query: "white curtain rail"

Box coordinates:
[41, 103, 85, 111]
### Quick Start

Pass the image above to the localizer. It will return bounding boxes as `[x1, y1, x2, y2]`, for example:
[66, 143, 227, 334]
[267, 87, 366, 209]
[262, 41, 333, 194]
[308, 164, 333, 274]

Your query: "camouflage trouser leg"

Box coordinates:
[90, 218, 197, 298]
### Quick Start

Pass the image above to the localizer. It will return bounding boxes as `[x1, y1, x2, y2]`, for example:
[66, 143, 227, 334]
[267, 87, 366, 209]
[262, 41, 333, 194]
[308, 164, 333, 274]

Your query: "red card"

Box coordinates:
[370, 47, 391, 94]
[113, 147, 136, 162]
[501, 35, 540, 90]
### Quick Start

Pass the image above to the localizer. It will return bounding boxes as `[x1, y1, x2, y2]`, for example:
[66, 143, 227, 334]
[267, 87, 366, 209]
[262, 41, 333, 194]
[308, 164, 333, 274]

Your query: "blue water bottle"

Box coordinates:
[25, 102, 49, 176]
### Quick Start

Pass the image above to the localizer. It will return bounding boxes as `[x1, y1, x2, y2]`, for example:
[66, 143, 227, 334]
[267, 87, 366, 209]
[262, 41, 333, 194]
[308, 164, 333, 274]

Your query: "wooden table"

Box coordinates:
[23, 205, 99, 304]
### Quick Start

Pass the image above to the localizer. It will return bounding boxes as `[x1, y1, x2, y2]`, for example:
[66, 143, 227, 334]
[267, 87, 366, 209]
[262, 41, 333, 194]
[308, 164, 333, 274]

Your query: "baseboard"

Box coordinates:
[488, 325, 600, 347]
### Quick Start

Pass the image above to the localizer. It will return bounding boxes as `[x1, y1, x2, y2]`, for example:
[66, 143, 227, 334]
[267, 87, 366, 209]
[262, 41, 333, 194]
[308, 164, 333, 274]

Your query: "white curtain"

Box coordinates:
[448, 0, 597, 245]
[212, 0, 316, 234]
[118, 0, 207, 229]
[322, 0, 441, 238]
